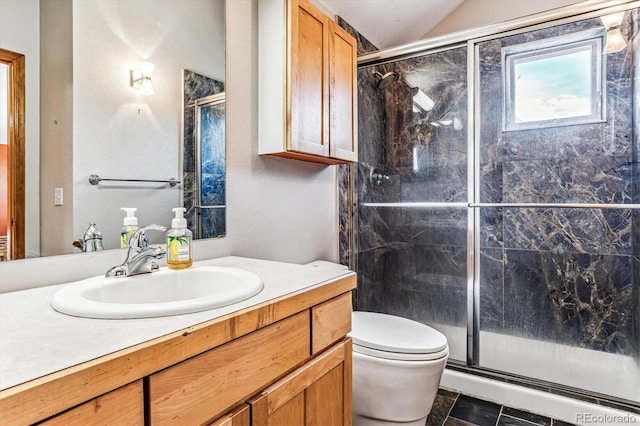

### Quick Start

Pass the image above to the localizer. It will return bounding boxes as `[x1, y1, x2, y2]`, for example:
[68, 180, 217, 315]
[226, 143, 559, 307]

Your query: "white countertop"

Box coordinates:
[0, 256, 352, 391]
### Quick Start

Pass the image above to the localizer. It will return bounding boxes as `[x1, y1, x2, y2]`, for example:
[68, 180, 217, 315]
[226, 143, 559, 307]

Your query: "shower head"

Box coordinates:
[373, 71, 399, 90]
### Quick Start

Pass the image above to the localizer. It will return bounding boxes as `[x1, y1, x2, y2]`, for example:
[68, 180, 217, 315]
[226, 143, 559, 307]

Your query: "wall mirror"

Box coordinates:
[0, 0, 225, 260]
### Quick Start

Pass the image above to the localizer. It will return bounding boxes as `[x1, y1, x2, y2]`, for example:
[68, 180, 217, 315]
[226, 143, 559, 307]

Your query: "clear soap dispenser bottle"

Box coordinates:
[120, 208, 139, 248]
[167, 207, 193, 270]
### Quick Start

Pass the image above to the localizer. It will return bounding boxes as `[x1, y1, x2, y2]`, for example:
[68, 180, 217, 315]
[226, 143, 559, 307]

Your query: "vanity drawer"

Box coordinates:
[148, 311, 311, 425]
[311, 292, 352, 354]
[39, 380, 143, 425]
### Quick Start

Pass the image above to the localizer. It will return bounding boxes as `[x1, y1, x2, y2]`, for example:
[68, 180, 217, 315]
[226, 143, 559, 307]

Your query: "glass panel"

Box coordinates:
[199, 101, 226, 207]
[356, 46, 468, 362]
[477, 10, 639, 402]
[479, 207, 638, 401]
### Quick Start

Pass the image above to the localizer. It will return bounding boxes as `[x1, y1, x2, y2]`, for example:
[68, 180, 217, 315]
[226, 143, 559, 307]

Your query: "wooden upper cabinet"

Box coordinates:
[290, 0, 329, 157]
[259, 0, 358, 165]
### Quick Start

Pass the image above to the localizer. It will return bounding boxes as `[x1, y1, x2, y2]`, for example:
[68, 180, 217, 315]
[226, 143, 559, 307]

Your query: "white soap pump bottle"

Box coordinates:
[120, 208, 139, 248]
[167, 207, 193, 270]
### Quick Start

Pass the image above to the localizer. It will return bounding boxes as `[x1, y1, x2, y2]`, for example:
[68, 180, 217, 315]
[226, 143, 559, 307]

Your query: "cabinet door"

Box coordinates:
[290, 0, 329, 157]
[209, 405, 250, 426]
[250, 339, 352, 426]
[329, 22, 358, 162]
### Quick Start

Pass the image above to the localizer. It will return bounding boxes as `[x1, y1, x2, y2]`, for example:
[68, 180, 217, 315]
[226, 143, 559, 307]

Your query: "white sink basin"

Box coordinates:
[51, 266, 264, 319]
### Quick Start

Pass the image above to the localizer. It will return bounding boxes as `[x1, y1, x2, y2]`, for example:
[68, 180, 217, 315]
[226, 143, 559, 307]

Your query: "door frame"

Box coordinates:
[0, 48, 26, 260]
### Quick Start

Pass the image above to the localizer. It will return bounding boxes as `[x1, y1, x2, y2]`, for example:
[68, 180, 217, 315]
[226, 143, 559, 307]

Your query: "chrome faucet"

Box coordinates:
[73, 223, 104, 252]
[105, 224, 167, 278]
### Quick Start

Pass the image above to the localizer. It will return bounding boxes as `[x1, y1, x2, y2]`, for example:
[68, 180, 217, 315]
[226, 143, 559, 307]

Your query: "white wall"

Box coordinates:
[424, 0, 582, 38]
[0, 0, 40, 258]
[0, 0, 339, 293]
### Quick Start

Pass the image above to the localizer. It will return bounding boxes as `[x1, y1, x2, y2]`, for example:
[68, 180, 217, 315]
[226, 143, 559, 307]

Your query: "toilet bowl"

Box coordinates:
[350, 311, 449, 426]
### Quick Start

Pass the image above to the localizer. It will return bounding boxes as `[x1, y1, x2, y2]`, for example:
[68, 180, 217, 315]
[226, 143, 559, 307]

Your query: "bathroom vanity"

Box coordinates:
[0, 257, 356, 425]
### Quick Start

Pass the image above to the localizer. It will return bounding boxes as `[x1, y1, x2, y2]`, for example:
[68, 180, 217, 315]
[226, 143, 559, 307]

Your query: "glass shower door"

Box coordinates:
[475, 11, 640, 402]
[356, 46, 469, 361]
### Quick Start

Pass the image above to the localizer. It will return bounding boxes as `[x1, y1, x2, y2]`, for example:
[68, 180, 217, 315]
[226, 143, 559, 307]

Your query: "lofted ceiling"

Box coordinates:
[315, 0, 585, 51]
[316, 0, 464, 49]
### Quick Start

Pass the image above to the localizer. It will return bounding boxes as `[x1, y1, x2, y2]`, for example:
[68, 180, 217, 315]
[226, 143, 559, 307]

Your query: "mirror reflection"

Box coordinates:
[0, 0, 225, 261]
[182, 70, 226, 239]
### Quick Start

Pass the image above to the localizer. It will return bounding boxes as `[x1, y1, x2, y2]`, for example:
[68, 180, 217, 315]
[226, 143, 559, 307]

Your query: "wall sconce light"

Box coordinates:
[130, 61, 155, 95]
[601, 12, 627, 54]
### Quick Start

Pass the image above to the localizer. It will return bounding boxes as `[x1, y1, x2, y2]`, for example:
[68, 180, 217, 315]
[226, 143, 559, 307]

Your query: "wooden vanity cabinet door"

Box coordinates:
[208, 405, 250, 426]
[38, 381, 143, 426]
[249, 339, 352, 426]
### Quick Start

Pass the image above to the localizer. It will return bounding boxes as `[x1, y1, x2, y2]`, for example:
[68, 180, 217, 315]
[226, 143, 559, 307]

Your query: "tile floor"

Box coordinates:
[426, 390, 577, 426]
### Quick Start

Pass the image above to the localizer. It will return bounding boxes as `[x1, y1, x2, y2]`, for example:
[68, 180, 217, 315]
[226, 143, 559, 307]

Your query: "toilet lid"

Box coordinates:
[350, 311, 448, 355]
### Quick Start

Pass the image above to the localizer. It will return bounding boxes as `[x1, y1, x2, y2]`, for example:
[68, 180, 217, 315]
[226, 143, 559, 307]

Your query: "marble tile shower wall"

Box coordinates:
[348, 9, 640, 362]
[337, 17, 380, 268]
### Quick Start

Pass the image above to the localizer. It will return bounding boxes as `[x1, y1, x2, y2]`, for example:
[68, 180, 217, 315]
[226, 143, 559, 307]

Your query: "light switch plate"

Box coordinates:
[54, 187, 63, 206]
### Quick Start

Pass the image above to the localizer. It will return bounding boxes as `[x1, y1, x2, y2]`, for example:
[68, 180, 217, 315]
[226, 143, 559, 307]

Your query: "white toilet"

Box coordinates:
[350, 311, 449, 426]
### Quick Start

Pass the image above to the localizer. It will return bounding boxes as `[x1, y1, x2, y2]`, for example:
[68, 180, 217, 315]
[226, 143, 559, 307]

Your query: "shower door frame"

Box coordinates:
[357, 0, 640, 409]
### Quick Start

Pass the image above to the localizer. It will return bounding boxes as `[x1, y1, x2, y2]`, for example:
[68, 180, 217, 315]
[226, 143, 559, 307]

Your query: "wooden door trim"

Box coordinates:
[0, 48, 25, 260]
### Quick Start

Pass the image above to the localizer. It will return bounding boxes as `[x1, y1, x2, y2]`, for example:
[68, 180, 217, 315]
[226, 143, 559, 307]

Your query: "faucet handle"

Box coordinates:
[129, 224, 167, 249]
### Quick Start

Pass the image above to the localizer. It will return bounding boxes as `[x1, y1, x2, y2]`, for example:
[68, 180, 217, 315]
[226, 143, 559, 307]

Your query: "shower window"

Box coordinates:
[502, 28, 605, 131]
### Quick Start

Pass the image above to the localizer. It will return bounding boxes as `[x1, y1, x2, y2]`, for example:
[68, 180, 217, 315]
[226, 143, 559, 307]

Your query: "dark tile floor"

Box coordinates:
[426, 390, 577, 426]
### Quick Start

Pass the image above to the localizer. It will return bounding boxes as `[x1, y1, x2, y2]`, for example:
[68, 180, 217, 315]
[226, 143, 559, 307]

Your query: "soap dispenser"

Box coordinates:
[167, 207, 193, 270]
[120, 208, 139, 248]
